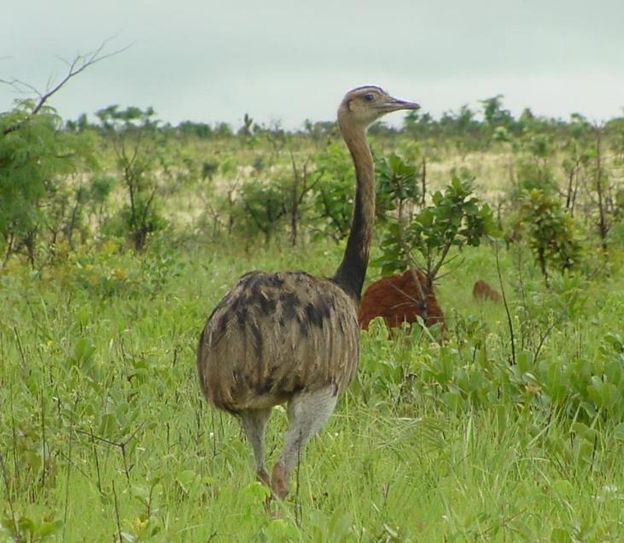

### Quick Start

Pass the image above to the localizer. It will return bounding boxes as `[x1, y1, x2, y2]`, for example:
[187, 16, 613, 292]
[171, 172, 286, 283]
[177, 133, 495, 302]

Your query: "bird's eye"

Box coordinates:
[363, 93, 375, 102]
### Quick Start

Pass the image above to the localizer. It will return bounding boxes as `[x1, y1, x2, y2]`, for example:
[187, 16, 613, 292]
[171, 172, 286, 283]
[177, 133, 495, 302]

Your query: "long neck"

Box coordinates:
[332, 120, 375, 300]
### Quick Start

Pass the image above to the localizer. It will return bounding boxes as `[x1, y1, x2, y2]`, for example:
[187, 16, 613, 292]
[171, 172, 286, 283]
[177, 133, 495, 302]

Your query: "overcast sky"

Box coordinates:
[2, 0, 623, 129]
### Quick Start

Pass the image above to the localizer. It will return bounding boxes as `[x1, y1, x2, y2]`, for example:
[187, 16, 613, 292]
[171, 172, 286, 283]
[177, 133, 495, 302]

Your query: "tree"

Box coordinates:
[0, 40, 124, 264]
[514, 132, 557, 195]
[375, 152, 421, 223]
[377, 173, 495, 285]
[517, 189, 582, 285]
[283, 151, 322, 246]
[480, 95, 513, 128]
[0, 101, 92, 265]
[238, 113, 254, 138]
[96, 105, 167, 251]
[312, 143, 354, 241]
[588, 125, 611, 253]
[562, 114, 593, 215]
[177, 121, 214, 139]
[403, 110, 435, 139]
[1, 40, 121, 137]
[234, 179, 287, 246]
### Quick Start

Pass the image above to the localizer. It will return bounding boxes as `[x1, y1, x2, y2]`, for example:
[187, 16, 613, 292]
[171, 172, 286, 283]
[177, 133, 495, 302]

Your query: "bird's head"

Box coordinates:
[338, 86, 420, 129]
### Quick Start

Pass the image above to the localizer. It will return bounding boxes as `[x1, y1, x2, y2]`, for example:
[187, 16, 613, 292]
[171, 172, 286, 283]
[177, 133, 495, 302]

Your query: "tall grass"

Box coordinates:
[2, 239, 624, 541]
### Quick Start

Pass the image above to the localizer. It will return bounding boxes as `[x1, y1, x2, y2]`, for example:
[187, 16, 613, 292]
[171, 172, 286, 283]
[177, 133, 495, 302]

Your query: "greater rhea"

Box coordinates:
[197, 86, 420, 499]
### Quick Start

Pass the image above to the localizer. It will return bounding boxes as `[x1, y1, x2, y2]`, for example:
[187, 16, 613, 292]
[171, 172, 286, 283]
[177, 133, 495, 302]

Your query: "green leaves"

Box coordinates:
[235, 178, 288, 244]
[517, 189, 582, 282]
[376, 172, 495, 281]
[0, 513, 63, 542]
[376, 152, 421, 218]
[95, 105, 165, 252]
[0, 100, 95, 264]
[313, 143, 354, 240]
[96, 105, 158, 131]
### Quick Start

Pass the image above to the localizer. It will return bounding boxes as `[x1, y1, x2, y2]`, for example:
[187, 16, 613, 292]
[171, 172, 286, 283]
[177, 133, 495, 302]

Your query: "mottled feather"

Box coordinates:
[197, 271, 360, 413]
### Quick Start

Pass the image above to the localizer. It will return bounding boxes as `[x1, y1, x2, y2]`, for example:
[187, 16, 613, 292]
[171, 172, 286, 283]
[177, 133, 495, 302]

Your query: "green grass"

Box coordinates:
[2, 239, 624, 542]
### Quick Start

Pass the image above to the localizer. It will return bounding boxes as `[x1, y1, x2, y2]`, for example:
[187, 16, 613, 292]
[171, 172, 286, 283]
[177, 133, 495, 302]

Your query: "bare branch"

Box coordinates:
[495, 242, 516, 366]
[435, 256, 466, 281]
[2, 37, 130, 135]
[0, 77, 42, 96]
[31, 39, 130, 117]
[429, 241, 453, 281]
[396, 199, 426, 303]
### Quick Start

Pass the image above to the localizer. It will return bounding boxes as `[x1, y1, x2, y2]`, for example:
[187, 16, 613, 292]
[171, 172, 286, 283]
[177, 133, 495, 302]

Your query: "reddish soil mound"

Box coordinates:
[472, 279, 502, 303]
[358, 269, 446, 331]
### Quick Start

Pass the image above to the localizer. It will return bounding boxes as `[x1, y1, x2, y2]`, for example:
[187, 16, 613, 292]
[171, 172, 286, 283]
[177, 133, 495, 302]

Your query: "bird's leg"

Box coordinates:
[239, 408, 273, 488]
[271, 386, 338, 499]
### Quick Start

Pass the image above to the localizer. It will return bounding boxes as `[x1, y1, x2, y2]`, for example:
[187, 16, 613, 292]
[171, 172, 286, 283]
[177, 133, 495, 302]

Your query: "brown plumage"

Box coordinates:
[198, 271, 359, 411]
[472, 279, 502, 303]
[358, 270, 446, 331]
[197, 86, 420, 499]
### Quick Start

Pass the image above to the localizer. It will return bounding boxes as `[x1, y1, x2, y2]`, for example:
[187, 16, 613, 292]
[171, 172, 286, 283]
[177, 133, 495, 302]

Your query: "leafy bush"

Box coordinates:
[517, 189, 582, 284]
[375, 152, 421, 221]
[96, 105, 167, 251]
[234, 179, 287, 245]
[0, 100, 95, 265]
[312, 143, 354, 241]
[376, 173, 495, 281]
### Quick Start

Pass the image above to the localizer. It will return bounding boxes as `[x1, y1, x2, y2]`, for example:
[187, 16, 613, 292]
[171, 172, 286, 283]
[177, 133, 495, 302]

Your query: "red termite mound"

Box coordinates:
[358, 269, 446, 331]
[472, 279, 502, 303]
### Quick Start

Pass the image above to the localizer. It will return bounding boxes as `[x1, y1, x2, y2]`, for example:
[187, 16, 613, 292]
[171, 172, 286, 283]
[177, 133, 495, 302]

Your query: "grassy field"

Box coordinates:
[3, 233, 624, 542]
[3, 86, 624, 541]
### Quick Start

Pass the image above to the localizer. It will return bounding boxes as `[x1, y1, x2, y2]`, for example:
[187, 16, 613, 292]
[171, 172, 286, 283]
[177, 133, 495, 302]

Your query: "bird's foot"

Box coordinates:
[270, 462, 289, 500]
[256, 468, 280, 516]
[256, 468, 271, 488]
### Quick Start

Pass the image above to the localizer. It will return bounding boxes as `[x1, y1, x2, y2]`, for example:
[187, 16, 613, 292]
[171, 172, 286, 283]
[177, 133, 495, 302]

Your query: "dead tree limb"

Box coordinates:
[2, 37, 129, 135]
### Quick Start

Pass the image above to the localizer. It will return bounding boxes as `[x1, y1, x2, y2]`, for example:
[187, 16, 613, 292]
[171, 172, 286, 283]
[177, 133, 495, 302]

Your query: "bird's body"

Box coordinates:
[197, 86, 420, 499]
[197, 270, 359, 413]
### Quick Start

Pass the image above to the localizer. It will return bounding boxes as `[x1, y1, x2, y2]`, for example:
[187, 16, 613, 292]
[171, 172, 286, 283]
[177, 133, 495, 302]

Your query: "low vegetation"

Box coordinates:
[2, 84, 624, 540]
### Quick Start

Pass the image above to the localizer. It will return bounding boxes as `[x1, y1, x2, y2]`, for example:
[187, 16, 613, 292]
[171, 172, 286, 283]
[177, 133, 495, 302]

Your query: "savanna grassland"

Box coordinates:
[2, 95, 624, 541]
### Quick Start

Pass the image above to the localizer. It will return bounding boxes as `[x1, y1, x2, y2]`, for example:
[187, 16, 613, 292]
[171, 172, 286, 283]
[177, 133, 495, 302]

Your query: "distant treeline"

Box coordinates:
[63, 95, 624, 144]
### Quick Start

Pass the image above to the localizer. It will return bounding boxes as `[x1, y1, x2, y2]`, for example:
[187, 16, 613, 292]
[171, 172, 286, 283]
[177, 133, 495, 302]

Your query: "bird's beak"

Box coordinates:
[382, 96, 421, 112]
